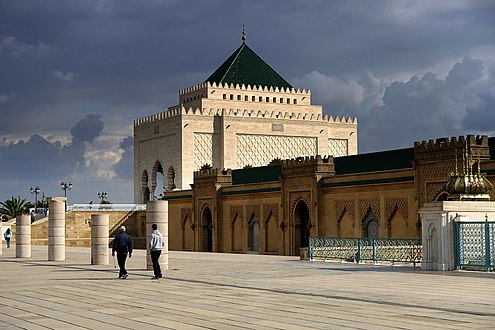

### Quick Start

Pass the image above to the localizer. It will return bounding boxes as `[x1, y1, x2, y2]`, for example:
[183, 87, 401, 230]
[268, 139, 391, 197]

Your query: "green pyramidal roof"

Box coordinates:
[205, 42, 293, 89]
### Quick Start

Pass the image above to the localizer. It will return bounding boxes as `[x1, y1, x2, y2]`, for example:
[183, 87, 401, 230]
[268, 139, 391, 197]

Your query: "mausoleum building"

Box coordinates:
[130, 36, 495, 257]
[134, 38, 357, 202]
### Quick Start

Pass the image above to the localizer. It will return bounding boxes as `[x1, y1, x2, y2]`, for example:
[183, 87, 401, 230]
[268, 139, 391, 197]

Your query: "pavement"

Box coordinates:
[0, 244, 494, 329]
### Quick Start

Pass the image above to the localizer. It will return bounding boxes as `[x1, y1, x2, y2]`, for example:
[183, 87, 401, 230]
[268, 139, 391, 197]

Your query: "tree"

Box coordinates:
[0, 196, 31, 218]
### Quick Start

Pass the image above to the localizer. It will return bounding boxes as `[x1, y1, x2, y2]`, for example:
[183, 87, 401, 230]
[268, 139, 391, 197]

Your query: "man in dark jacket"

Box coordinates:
[112, 226, 133, 279]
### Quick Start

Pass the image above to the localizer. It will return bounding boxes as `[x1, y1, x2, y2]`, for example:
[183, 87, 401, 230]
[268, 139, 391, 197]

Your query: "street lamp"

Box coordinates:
[30, 186, 41, 214]
[61, 181, 72, 211]
[98, 192, 108, 204]
[61, 181, 72, 197]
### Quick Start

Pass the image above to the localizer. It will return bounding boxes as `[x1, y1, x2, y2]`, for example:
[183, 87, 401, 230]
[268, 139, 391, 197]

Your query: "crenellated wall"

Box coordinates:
[414, 135, 491, 208]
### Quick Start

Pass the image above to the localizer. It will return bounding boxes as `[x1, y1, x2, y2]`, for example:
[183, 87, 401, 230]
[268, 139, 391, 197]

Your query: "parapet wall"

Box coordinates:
[134, 105, 357, 128]
[179, 81, 310, 97]
[281, 155, 335, 176]
[281, 155, 332, 168]
[414, 135, 490, 160]
[194, 168, 232, 179]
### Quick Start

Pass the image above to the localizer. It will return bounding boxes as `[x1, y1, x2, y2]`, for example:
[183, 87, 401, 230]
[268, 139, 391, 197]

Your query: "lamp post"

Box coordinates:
[61, 181, 72, 211]
[61, 181, 72, 197]
[98, 192, 108, 204]
[30, 186, 41, 214]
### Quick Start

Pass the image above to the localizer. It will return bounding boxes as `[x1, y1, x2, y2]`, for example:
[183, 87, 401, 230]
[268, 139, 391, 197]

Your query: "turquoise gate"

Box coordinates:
[309, 237, 422, 265]
[454, 221, 495, 272]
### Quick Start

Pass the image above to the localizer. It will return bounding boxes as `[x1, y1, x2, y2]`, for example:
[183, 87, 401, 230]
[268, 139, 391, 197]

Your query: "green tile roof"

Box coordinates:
[205, 42, 293, 89]
[232, 165, 281, 185]
[334, 148, 414, 175]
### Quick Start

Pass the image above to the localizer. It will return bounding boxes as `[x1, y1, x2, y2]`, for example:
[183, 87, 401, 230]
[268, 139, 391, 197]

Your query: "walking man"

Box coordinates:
[112, 226, 132, 279]
[150, 223, 164, 279]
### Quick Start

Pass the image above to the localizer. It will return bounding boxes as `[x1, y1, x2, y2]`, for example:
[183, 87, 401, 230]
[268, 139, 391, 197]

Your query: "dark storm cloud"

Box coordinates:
[362, 57, 494, 152]
[0, 0, 494, 203]
[113, 136, 133, 180]
[0, 114, 105, 199]
[70, 113, 104, 144]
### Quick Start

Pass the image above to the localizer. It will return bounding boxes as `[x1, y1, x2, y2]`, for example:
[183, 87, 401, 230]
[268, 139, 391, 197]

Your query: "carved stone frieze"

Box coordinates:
[245, 204, 261, 225]
[263, 203, 279, 224]
[385, 197, 408, 223]
[230, 206, 243, 225]
[426, 182, 447, 202]
[359, 198, 380, 221]
[181, 208, 192, 228]
[336, 200, 355, 223]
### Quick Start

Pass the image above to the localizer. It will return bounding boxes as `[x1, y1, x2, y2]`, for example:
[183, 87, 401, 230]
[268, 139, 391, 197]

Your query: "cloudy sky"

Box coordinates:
[0, 1, 494, 205]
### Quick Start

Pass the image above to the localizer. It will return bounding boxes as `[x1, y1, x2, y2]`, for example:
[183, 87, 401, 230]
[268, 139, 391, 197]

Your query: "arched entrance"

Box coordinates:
[151, 161, 165, 199]
[363, 211, 379, 238]
[201, 206, 213, 252]
[141, 170, 150, 203]
[294, 200, 310, 254]
[248, 214, 260, 253]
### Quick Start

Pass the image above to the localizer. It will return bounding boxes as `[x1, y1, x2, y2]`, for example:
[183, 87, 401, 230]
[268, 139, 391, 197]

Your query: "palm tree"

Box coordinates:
[0, 196, 31, 218]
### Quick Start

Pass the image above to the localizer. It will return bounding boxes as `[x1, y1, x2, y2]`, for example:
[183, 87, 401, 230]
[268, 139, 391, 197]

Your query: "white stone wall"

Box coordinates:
[134, 84, 358, 203]
[419, 201, 495, 271]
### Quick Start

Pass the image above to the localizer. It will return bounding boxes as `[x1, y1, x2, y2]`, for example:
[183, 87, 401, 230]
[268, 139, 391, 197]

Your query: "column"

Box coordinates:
[48, 197, 66, 261]
[146, 200, 169, 272]
[16, 214, 31, 258]
[0, 220, 2, 255]
[91, 214, 109, 265]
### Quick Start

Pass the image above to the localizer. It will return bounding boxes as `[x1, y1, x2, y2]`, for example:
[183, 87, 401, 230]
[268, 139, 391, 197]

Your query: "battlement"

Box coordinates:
[281, 155, 333, 168]
[134, 106, 357, 127]
[414, 135, 489, 152]
[179, 81, 311, 96]
[193, 168, 232, 180]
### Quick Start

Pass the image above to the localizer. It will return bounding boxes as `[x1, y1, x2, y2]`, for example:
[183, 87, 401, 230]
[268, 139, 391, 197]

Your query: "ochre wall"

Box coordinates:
[30, 210, 146, 248]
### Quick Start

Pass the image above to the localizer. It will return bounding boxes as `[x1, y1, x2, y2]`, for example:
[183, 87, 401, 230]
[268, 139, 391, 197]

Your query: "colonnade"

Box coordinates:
[4, 198, 169, 274]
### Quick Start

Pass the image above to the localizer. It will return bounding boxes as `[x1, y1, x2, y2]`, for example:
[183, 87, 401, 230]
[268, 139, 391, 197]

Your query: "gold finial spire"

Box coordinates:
[242, 25, 246, 42]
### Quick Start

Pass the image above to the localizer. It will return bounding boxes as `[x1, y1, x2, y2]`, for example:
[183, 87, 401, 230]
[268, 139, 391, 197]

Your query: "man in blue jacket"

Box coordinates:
[112, 226, 133, 279]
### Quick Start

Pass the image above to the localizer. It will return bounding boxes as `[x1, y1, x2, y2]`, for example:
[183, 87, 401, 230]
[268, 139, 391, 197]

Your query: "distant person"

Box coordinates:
[149, 223, 164, 280]
[4, 228, 12, 248]
[111, 226, 133, 279]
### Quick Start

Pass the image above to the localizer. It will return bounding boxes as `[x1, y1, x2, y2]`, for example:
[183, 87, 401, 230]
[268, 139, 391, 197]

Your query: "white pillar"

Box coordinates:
[48, 197, 66, 261]
[146, 201, 169, 272]
[16, 215, 31, 258]
[0, 220, 2, 255]
[91, 214, 109, 265]
[419, 201, 495, 271]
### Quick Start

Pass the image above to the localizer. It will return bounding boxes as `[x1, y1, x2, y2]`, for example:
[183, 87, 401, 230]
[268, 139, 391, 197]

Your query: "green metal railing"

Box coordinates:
[454, 221, 495, 272]
[309, 237, 422, 266]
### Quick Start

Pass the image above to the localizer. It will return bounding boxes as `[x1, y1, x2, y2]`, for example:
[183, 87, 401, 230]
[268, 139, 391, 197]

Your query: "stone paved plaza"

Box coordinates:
[1, 244, 494, 329]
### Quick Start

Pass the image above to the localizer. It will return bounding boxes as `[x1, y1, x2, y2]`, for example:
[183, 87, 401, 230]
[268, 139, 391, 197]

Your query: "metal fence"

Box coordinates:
[455, 221, 495, 272]
[309, 237, 422, 266]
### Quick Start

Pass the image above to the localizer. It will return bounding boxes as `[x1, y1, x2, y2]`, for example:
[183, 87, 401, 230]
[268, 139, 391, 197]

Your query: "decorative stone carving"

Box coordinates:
[336, 200, 355, 223]
[236, 134, 317, 168]
[385, 197, 408, 221]
[328, 138, 348, 157]
[181, 208, 192, 228]
[426, 182, 447, 202]
[359, 198, 380, 221]
[263, 203, 279, 225]
[245, 204, 261, 225]
[288, 191, 312, 225]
